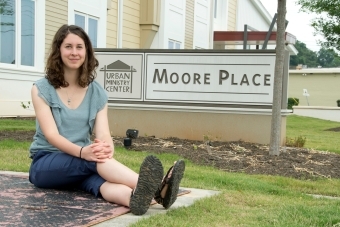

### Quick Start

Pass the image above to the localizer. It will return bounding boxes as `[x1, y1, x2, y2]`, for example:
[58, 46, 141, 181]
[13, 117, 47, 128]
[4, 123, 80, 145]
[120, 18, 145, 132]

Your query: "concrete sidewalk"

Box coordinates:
[94, 187, 220, 227]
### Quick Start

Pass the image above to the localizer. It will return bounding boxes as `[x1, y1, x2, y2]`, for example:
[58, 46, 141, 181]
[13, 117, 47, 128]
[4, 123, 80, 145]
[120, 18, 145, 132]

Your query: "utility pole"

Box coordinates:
[269, 0, 286, 156]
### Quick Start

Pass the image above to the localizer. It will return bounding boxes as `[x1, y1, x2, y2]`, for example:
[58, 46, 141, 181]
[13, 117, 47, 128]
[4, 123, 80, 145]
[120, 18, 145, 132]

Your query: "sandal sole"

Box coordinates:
[130, 155, 164, 215]
[162, 160, 185, 209]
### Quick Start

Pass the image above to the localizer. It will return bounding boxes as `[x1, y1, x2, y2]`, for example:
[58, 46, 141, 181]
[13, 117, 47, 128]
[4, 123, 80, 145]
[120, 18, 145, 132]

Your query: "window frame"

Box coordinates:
[74, 11, 99, 48]
[168, 39, 181, 49]
[0, 0, 45, 72]
[68, 0, 106, 48]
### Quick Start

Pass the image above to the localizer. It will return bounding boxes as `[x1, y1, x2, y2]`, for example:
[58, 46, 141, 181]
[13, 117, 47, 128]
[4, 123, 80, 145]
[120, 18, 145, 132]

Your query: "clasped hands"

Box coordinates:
[81, 138, 113, 162]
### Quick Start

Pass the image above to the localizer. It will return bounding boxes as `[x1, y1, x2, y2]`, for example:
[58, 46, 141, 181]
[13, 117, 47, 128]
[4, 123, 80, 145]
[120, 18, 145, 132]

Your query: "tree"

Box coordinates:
[0, 0, 14, 27]
[290, 40, 318, 67]
[0, 0, 14, 15]
[297, 0, 340, 51]
[317, 47, 340, 67]
[269, 0, 286, 156]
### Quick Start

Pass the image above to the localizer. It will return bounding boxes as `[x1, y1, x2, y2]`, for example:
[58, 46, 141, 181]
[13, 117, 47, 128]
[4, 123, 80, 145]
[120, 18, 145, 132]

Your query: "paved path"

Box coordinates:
[94, 187, 220, 227]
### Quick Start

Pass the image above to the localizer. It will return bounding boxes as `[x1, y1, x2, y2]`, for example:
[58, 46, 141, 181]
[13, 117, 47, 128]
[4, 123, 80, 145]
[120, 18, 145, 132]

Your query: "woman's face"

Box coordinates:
[60, 33, 86, 71]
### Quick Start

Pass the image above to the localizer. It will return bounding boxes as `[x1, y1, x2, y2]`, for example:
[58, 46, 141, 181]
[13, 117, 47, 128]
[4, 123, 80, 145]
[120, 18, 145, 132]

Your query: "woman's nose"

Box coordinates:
[71, 48, 77, 55]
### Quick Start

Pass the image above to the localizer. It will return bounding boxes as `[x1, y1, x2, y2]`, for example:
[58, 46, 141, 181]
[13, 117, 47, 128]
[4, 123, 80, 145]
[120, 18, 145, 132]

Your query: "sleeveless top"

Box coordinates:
[29, 78, 108, 158]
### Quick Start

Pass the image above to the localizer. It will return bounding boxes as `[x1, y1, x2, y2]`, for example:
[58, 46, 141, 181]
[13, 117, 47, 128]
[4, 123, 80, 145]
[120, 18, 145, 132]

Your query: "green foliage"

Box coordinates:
[21, 101, 31, 110]
[290, 40, 340, 68]
[286, 136, 306, 148]
[317, 47, 340, 67]
[297, 0, 340, 51]
[287, 97, 299, 110]
[0, 0, 15, 16]
[290, 40, 318, 68]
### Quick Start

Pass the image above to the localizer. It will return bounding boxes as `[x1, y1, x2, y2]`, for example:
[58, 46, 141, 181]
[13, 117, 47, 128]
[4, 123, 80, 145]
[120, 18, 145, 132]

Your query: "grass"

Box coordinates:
[1, 116, 340, 226]
[286, 115, 340, 154]
[0, 118, 35, 131]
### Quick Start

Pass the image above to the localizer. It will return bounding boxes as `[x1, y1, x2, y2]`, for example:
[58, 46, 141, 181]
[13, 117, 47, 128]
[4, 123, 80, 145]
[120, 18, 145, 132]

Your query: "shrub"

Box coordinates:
[286, 136, 306, 148]
[287, 97, 299, 110]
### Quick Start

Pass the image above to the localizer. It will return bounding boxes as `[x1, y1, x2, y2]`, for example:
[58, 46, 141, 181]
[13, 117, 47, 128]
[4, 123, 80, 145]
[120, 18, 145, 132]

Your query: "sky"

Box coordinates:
[259, 0, 324, 52]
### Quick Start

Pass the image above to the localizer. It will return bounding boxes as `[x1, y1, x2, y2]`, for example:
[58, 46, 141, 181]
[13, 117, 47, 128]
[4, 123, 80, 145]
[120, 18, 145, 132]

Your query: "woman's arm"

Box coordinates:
[92, 104, 114, 158]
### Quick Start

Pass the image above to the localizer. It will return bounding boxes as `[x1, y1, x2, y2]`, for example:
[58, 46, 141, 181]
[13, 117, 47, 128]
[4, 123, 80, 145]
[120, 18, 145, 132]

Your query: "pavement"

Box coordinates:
[94, 187, 220, 227]
[1, 171, 220, 227]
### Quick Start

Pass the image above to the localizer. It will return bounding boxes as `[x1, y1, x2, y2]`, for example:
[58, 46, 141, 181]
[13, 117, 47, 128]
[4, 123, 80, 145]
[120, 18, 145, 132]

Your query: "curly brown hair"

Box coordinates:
[45, 24, 99, 88]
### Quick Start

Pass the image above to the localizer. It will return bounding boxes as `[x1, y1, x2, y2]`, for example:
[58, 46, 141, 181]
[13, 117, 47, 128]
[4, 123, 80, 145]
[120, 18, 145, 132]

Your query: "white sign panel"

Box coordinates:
[303, 89, 310, 96]
[145, 53, 276, 105]
[95, 53, 144, 100]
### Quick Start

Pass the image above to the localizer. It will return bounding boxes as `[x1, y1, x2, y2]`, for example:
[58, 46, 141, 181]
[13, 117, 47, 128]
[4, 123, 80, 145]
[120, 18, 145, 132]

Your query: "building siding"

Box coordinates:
[45, 0, 68, 61]
[289, 73, 340, 107]
[228, 0, 237, 31]
[107, 0, 118, 48]
[185, 0, 195, 49]
[236, 0, 269, 31]
[123, 0, 140, 48]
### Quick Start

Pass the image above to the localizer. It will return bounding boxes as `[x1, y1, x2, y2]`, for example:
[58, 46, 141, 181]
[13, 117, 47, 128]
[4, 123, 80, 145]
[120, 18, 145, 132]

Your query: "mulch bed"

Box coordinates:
[115, 136, 340, 180]
[1, 130, 340, 180]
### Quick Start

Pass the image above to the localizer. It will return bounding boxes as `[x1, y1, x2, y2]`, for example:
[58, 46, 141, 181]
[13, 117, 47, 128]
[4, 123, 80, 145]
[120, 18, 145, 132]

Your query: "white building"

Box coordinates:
[0, 1, 296, 140]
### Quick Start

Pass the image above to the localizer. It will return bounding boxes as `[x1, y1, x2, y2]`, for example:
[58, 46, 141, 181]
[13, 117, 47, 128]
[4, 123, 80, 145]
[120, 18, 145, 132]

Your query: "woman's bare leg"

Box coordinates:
[100, 182, 132, 206]
[98, 155, 164, 215]
[96, 158, 138, 189]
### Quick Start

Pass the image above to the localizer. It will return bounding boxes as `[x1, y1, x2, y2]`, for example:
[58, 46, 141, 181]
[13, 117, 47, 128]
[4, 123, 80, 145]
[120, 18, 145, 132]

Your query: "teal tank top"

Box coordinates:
[29, 78, 108, 158]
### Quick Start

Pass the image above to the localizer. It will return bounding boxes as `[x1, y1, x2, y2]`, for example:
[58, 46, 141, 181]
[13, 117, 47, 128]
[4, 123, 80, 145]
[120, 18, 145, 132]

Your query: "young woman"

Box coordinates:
[28, 24, 185, 215]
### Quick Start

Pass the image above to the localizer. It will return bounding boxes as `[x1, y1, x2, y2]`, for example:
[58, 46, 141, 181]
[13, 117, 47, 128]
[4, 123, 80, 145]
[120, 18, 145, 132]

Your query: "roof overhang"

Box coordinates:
[286, 44, 298, 56]
[214, 31, 297, 46]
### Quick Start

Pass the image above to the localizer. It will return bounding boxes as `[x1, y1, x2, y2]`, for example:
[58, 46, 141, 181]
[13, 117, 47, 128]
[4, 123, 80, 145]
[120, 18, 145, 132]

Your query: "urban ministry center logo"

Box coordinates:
[100, 60, 137, 93]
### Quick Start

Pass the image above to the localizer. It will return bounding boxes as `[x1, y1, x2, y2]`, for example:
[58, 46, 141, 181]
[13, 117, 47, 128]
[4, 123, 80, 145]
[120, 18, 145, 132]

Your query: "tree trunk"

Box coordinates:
[269, 0, 286, 155]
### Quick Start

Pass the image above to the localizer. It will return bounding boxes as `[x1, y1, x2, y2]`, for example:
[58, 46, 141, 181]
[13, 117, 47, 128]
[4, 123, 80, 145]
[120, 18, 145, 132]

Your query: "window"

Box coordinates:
[0, 0, 35, 66]
[68, 0, 106, 48]
[75, 13, 98, 48]
[168, 39, 181, 49]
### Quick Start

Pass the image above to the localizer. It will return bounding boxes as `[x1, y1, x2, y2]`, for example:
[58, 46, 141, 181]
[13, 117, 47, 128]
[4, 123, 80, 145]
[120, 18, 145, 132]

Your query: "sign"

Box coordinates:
[303, 89, 310, 96]
[95, 53, 144, 100]
[95, 50, 276, 106]
[145, 53, 275, 105]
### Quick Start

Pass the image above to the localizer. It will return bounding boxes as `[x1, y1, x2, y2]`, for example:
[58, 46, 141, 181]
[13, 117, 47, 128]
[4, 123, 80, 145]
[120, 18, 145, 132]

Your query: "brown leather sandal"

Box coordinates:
[154, 160, 185, 209]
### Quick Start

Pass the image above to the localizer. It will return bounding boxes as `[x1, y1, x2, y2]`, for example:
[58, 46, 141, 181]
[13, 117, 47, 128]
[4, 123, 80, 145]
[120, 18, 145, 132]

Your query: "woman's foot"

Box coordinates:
[154, 160, 185, 209]
[129, 155, 164, 215]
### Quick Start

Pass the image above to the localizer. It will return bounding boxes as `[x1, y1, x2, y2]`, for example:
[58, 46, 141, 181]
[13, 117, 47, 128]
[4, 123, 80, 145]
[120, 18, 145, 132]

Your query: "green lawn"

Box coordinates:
[286, 115, 340, 154]
[1, 116, 340, 226]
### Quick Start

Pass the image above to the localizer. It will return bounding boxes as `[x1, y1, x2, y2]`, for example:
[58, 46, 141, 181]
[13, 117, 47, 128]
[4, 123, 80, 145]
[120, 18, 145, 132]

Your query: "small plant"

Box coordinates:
[203, 134, 210, 142]
[287, 97, 299, 110]
[192, 144, 197, 150]
[286, 136, 306, 148]
[21, 101, 32, 110]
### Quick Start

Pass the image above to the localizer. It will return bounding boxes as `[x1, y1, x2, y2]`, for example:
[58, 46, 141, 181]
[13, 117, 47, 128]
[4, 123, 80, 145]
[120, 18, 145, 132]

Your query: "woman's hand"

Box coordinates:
[80, 139, 113, 162]
[92, 139, 113, 157]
